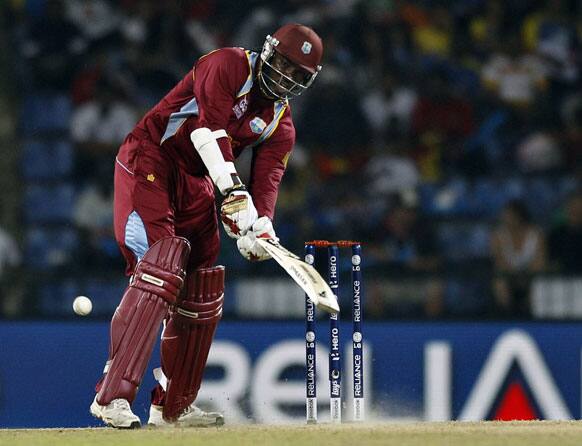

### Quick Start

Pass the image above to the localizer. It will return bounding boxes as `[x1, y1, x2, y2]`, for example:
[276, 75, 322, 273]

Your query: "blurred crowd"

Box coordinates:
[1, 0, 582, 319]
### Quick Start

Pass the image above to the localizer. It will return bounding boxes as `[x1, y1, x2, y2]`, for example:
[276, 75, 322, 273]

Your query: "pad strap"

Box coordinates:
[173, 266, 224, 324]
[175, 295, 224, 325]
[132, 262, 184, 304]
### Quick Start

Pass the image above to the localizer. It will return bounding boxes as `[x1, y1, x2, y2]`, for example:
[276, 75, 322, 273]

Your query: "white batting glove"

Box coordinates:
[236, 216, 278, 261]
[220, 188, 259, 238]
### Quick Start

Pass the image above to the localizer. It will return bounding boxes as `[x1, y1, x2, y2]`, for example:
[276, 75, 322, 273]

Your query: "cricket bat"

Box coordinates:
[255, 238, 340, 314]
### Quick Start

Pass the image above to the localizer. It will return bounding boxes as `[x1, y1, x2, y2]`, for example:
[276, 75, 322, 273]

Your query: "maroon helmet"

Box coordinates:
[258, 23, 323, 100]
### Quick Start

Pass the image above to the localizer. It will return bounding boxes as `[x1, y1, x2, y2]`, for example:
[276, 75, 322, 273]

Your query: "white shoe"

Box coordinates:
[90, 396, 141, 429]
[148, 403, 224, 427]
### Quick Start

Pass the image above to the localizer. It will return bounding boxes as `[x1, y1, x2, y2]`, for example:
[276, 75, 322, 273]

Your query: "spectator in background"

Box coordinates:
[308, 177, 370, 244]
[271, 147, 311, 248]
[299, 67, 371, 178]
[19, 0, 87, 91]
[230, 6, 276, 51]
[0, 225, 22, 317]
[345, 1, 411, 72]
[411, 5, 453, 59]
[561, 94, 582, 168]
[299, 67, 370, 152]
[360, 70, 417, 144]
[70, 48, 114, 105]
[0, 226, 21, 281]
[364, 135, 420, 201]
[70, 76, 138, 184]
[548, 192, 582, 273]
[66, 0, 120, 52]
[469, 0, 507, 57]
[367, 195, 444, 318]
[481, 33, 548, 109]
[117, 1, 206, 103]
[522, 0, 580, 91]
[491, 200, 547, 317]
[72, 164, 121, 272]
[516, 123, 563, 173]
[411, 69, 475, 179]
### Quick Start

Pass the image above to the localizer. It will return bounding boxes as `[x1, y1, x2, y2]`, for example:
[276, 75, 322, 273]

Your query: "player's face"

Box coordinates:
[270, 52, 310, 87]
[260, 51, 312, 100]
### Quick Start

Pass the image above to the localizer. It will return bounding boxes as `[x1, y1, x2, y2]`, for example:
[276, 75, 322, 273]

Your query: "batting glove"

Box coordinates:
[237, 216, 278, 261]
[220, 187, 259, 239]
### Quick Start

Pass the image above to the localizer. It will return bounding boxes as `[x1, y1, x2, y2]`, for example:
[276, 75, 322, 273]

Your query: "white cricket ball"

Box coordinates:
[73, 296, 93, 316]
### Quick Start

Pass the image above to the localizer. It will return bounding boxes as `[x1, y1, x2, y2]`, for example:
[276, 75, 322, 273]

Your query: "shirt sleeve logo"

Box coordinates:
[250, 117, 267, 134]
[233, 97, 248, 119]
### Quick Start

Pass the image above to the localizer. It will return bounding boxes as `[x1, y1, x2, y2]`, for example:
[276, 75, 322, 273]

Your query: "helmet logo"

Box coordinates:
[301, 41, 312, 54]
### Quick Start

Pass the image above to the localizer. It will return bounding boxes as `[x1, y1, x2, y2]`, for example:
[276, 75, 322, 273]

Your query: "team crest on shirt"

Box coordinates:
[249, 117, 266, 134]
[301, 41, 312, 54]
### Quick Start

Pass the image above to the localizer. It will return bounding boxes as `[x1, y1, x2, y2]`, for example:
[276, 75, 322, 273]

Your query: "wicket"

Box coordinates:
[304, 240, 364, 424]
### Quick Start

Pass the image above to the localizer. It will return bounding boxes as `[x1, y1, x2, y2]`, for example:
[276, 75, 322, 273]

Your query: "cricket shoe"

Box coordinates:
[90, 396, 141, 429]
[148, 403, 224, 427]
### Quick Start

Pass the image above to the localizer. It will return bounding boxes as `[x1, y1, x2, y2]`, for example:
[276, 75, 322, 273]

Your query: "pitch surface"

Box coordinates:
[2, 421, 582, 446]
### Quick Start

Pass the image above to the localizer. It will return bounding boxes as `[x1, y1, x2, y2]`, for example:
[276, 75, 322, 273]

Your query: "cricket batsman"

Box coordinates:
[89, 23, 323, 428]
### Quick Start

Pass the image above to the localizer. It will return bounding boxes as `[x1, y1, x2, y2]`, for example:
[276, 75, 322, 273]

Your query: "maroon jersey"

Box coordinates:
[125, 47, 295, 219]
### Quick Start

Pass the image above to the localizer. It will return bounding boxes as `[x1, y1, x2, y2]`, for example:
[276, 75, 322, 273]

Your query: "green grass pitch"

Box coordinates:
[2, 421, 582, 446]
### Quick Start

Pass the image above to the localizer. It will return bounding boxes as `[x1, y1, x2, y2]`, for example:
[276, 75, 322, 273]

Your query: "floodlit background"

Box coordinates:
[0, 0, 581, 427]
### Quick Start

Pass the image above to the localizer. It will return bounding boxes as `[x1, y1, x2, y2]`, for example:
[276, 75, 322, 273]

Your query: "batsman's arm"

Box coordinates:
[191, 128, 258, 238]
[190, 128, 242, 195]
[248, 120, 295, 219]
[190, 49, 244, 164]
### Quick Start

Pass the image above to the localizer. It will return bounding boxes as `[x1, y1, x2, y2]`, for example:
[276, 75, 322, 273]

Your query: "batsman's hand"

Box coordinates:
[237, 216, 277, 261]
[220, 187, 258, 238]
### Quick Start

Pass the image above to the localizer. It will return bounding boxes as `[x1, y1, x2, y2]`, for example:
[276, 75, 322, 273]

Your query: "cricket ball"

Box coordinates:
[73, 296, 93, 316]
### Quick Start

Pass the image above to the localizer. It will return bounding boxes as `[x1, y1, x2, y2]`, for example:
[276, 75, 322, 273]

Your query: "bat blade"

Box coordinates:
[256, 238, 340, 314]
